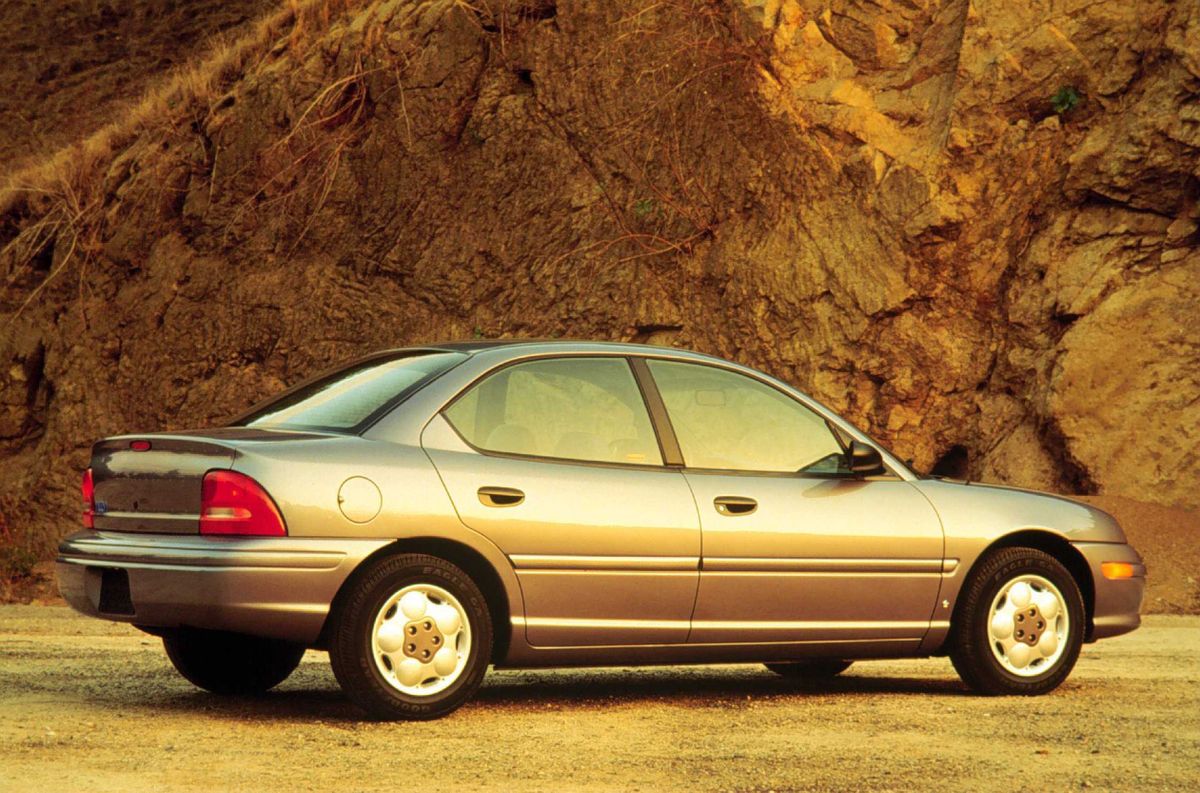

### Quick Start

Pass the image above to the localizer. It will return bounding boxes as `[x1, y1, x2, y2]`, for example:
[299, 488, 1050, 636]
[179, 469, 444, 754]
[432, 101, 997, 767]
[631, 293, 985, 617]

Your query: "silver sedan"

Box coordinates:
[58, 341, 1145, 719]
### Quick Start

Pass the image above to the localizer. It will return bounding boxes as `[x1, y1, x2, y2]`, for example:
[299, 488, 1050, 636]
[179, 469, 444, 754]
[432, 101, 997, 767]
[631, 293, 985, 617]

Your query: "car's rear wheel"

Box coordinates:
[329, 553, 492, 720]
[163, 630, 305, 695]
[951, 546, 1084, 695]
[764, 659, 853, 678]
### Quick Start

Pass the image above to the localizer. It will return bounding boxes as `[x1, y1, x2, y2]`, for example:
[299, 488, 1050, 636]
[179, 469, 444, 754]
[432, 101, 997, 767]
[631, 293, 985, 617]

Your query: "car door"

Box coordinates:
[641, 358, 944, 649]
[422, 356, 700, 647]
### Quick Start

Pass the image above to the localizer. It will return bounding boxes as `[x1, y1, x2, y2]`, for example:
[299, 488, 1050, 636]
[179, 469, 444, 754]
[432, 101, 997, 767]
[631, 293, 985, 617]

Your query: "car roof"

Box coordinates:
[425, 339, 560, 351]
[420, 338, 706, 358]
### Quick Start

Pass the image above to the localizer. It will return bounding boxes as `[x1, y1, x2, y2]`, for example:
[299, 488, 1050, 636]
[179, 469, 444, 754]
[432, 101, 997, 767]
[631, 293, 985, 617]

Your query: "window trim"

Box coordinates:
[438, 354, 673, 471]
[628, 357, 684, 466]
[636, 355, 900, 480]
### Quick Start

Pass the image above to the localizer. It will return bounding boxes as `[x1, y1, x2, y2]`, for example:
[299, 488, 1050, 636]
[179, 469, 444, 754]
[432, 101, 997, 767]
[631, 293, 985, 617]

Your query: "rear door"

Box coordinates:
[422, 356, 701, 647]
[641, 359, 944, 649]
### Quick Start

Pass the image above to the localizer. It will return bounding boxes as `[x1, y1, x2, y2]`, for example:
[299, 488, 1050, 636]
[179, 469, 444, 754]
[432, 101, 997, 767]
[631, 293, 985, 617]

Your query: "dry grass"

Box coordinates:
[0, 494, 40, 592]
[0, 0, 374, 337]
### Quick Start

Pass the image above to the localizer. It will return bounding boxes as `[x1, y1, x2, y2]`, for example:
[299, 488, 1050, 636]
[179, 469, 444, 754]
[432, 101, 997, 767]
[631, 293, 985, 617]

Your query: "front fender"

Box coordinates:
[913, 479, 1131, 652]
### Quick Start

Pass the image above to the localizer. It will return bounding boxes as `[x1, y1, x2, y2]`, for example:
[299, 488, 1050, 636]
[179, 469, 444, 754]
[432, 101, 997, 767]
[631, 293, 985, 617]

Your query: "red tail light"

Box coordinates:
[81, 468, 95, 529]
[199, 471, 287, 536]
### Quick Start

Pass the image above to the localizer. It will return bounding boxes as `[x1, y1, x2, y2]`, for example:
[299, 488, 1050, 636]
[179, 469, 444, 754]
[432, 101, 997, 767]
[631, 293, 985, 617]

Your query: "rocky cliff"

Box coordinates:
[1, 0, 1198, 562]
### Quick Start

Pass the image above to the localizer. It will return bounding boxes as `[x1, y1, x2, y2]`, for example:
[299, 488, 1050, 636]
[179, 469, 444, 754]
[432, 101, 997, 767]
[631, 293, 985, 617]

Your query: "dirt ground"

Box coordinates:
[0, 606, 1197, 792]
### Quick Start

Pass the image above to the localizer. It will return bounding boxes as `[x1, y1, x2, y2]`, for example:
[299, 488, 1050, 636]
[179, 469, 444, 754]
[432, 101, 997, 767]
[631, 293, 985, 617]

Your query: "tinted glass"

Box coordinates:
[243, 352, 466, 432]
[444, 358, 663, 466]
[647, 360, 848, 473]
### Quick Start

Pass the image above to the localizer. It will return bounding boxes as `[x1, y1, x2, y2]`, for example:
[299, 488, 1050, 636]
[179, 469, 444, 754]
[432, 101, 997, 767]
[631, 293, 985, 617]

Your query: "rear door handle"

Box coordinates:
[478, 487, 525, 507]
[714, 496, 757, 516]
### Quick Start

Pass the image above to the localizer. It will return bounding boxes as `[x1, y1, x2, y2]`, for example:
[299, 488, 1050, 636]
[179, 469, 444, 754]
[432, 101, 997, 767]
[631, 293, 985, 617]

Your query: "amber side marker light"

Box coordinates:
[1101, 562, 1136, 580]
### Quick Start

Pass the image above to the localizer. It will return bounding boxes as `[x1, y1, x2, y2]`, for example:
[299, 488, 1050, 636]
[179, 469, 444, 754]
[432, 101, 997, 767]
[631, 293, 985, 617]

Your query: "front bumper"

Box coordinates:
[1074, 541, 1146, 641]
[57, 530, 390, 645]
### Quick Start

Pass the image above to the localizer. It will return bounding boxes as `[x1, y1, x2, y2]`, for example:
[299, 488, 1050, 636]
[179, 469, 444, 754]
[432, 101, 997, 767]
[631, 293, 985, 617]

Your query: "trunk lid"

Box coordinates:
[90, 428, 330, 534]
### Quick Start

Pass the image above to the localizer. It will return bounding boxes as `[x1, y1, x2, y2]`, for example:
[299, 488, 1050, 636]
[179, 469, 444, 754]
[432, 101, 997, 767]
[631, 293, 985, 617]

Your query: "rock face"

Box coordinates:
[1, 0, 1198, 557]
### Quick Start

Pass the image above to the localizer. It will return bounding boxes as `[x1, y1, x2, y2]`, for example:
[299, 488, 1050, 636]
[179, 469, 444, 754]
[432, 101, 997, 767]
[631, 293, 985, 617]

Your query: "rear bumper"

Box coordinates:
[56, 530, 389, 645]
[1074, 541, 1146, 641]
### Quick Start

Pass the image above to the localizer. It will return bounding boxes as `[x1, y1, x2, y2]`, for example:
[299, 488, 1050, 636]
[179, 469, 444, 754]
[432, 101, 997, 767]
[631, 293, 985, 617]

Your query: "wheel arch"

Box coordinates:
[950, 530, 1096, 645]
[317, 537, 514, 663]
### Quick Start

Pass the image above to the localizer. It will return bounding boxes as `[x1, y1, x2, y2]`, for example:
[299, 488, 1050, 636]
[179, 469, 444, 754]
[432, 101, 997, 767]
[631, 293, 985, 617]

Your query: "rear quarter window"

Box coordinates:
[239, 351, 467, 433]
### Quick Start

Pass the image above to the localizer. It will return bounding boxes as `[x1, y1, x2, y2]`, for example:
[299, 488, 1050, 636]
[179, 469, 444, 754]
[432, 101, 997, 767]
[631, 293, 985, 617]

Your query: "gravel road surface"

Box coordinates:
[1, 607, 1197, 791]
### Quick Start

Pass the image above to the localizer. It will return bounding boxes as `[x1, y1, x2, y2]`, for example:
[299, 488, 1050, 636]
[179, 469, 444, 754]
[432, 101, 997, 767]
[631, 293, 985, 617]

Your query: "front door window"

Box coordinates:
[645, 360, 847, 474]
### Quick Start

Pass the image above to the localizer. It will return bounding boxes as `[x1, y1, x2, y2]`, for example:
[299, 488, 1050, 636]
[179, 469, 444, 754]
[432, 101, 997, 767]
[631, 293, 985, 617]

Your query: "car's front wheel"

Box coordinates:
[764, 659, 852, 678]
[950, 546, 1084, 695]
[163, 630, 305, 695]
[328, 553, 492, 720]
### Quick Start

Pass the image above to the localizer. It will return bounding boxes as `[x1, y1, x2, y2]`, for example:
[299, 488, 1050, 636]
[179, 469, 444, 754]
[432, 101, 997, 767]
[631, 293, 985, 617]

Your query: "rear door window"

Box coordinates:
[444, 358, 663, 466]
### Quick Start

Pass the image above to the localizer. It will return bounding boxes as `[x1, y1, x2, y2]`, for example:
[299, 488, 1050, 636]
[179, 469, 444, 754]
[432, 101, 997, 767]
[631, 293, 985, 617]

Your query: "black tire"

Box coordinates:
[950, 547, 1085, 696]
[328, 553, 493, 720]
[764, 659, 853, 678]
[163, 630, 305, 695]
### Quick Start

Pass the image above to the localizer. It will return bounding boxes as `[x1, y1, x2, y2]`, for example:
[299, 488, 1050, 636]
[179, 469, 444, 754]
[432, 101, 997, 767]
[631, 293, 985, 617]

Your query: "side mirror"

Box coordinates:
[847, 440, 884, 476]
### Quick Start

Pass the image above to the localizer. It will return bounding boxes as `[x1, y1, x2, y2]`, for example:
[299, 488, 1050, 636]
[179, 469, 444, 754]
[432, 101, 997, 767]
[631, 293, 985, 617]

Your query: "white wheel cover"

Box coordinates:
[371, 583, 472, 697]
[986, 574, 1070, 678]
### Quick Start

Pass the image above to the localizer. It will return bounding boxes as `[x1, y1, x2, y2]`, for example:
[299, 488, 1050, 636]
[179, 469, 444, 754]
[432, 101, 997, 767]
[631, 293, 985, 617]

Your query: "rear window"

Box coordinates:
[239, 351, 467, 433]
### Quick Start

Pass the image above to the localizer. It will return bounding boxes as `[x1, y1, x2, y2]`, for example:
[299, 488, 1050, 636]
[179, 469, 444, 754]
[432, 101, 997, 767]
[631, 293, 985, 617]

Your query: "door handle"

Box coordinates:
[478, 487, 525, 507]
[714, 496, 757, 516]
